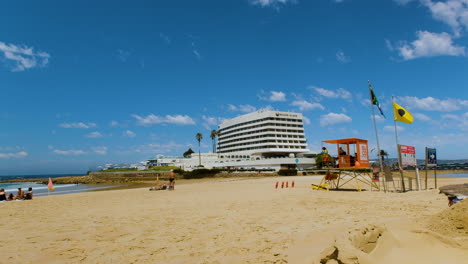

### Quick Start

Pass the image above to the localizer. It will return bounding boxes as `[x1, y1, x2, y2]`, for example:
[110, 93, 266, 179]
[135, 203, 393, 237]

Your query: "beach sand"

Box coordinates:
[1, 176, 467, 264]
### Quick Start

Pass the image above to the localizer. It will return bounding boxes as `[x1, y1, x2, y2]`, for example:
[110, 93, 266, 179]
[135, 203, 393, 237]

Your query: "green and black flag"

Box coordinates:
[369, 83, 385, 118]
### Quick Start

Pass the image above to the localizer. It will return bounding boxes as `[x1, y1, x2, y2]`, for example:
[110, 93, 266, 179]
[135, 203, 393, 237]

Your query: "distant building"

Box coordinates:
[150, 110, 316, 171]
[217, 109, 309, 157]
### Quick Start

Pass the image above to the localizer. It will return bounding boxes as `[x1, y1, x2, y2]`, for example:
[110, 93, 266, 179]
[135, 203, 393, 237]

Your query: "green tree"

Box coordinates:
[183, 148, 195, 158]
[210, 129, 218, 153]
[379, 149, 389, 162]
[196, 132, 203, 166]
[316, 153, 333, 169]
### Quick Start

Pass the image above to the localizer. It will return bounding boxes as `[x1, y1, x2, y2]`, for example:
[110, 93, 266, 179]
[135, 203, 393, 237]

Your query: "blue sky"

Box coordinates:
[2, 0, 468, 175]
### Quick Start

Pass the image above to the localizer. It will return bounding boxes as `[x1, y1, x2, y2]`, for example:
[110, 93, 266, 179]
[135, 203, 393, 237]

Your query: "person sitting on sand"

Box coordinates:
[7, 193, 14, 201]
[14, 188, 24, 200]
[24, 187, 33, 200]
[0, 189, 6, 202]
[149, 183, 169, 191]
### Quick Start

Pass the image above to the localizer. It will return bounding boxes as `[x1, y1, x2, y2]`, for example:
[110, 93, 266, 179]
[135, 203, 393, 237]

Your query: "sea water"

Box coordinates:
[437, 173, 468, 178]
[0, 174, 115, 197]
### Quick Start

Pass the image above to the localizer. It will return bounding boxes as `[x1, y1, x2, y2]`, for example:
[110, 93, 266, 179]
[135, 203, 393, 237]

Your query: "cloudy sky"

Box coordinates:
[2, 0, 468, 174]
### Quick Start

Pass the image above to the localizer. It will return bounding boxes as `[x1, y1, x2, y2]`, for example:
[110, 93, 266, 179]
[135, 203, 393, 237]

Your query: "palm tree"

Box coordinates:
[210, 129, 218, 153]
[196, 133, 203, 167]
[379, 149, 389, 164]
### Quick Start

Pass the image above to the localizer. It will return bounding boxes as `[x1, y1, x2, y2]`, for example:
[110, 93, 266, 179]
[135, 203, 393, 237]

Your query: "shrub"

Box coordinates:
[277, 169, 298, 176]
[146, 166, 179, 171]
[183, 168, 221, 179]
[172, 168, 184, 174]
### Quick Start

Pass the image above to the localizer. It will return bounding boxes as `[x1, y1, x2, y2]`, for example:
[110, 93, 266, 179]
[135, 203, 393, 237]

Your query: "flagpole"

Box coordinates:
[392, 96, 406, 192]
[368, 81, 386, 192]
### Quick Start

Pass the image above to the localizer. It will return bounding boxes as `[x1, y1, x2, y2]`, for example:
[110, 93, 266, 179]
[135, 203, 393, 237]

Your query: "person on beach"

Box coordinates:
[0, 189, 6, 201]
[7, 193, 14, 201]
[339, 147, 347, 156]
[321, 147, 328, 155]
[149, 184, 169, 191]
[14, 188, 24, 200]
[169, 171, 175, 190]
[24, 187, 33, 200]
[321, 147, 330, 167]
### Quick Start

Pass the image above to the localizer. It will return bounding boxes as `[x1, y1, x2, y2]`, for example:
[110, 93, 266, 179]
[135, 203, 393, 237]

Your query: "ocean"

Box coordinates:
[436, 173, 468, 178]
[0, 174, 116, 197]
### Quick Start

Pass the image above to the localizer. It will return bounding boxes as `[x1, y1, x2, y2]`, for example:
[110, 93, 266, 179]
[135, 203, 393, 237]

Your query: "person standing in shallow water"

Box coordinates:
[169, 171, 175, 190]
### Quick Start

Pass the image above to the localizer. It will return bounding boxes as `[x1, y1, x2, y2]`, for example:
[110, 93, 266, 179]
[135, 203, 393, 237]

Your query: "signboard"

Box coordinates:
[426, 148, 437, 167]
[359, 144, 368, 161]
[400, 145, 416, 166]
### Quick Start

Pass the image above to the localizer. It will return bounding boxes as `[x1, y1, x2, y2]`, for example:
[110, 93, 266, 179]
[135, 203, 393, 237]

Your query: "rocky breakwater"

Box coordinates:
[0, 171, 174, 185]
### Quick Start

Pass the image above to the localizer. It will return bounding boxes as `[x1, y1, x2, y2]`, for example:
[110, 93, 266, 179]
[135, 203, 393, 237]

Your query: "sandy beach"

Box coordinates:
[1, 175, 467, 264]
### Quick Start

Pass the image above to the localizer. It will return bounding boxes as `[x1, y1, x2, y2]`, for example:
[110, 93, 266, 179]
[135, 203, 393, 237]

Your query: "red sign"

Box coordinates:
[400, 145, 416, 166]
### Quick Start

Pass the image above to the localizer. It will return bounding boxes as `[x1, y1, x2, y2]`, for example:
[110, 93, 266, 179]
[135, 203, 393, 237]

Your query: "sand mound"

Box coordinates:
[318, 225, 385, 264]
[426, 199, 468, 238]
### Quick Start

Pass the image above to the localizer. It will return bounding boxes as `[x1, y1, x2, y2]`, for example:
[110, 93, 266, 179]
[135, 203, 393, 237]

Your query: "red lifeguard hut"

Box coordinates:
[322, 138, 370, 169]
[312, 138, 378, 191]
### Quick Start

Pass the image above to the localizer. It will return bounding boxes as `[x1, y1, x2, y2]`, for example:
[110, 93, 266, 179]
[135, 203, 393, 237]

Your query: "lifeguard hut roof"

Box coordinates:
[322, 138, 367, 144]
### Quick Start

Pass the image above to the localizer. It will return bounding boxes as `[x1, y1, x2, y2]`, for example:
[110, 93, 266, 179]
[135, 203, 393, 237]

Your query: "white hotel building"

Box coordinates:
[154, 110, 316, 171]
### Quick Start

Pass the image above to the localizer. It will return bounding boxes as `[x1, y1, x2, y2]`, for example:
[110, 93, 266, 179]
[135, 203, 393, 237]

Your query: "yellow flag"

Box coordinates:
[393, 102, 414, 124]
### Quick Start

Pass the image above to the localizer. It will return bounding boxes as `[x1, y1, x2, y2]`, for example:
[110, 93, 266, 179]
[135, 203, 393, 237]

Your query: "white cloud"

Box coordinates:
[193, 50, 202, 60]
[159, 33, 171, 44]
[53, 149, 86, 155]
[384, 125, 405, 132]
[303, 116, 311, 125]
[336, 50, 351, 63]
[312, 86, 352, 99]
[413, 113, 432, 122]
[110, 121, 119, 127]
[396, 96, 468, 111]
[59, 122, 97, 129]
[269, 91, 287, 102]
[123, 130, 136, 138]
[249, 0, 296, 7]
[92, 146, 108, 155]
[85, 131, 103, 138]
[0, 151, 28, 159]
[397, 31, 465, 60]
[0, 41, 50, 71]
[126, 142, 186, 155]
[117, 49, 131, 62]
[441, 112, 468, 130]
[132, 114, 196, 126]
[371, 114, 386, 122]
[393, 0, 415, 5]
[422, 0, 468, 36]
[319, 113, 352, 126]
[291, 100, 325, 111]
[227, 104, 257, 113]
[202, 115, 224, 130]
